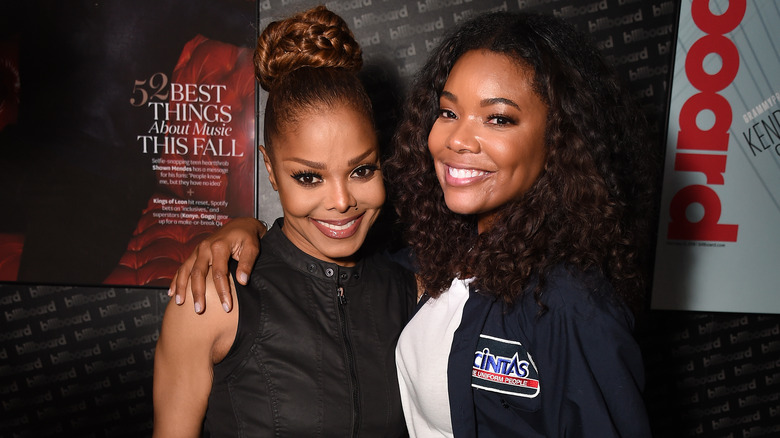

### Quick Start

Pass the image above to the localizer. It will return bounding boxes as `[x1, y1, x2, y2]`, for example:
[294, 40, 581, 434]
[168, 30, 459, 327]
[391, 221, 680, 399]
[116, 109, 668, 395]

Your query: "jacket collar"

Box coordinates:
[263, 218, 365, 286]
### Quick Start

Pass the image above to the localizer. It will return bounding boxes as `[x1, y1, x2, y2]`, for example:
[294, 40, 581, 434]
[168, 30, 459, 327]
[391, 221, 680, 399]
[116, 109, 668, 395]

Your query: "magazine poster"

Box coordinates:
[0, 0, 257, 287]
[652, 0, 780, 313]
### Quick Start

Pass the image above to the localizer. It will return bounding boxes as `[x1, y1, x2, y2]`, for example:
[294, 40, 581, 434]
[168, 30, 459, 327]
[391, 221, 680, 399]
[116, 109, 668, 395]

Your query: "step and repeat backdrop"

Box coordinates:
[1, 0, 778, 436]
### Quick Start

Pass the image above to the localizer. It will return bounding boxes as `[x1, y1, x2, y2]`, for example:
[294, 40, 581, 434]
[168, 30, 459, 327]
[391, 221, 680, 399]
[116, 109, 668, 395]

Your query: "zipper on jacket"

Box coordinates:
[336, 285, 360, 437]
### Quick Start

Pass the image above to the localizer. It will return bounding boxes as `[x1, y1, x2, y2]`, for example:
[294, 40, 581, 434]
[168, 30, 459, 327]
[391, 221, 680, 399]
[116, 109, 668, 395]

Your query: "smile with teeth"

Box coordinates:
[311, 213, 364, 239]
[315, 219, 357, 231]
[447, 165, 489, 180]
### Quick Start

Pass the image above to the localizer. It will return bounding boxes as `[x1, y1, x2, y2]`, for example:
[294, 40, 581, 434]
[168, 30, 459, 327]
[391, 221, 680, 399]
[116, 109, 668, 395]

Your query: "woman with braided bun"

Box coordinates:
[152, 6, 414, 437]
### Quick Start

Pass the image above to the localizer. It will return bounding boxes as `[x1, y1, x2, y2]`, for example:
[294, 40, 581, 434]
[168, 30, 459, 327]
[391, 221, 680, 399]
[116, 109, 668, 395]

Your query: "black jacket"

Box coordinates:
[203, 221, 416, 437]
[443, 266, 651, 437]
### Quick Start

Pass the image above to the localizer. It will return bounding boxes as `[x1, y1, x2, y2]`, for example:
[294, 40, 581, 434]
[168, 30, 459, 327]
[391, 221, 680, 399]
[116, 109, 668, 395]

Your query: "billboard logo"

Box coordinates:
[668, 0, 746, 242]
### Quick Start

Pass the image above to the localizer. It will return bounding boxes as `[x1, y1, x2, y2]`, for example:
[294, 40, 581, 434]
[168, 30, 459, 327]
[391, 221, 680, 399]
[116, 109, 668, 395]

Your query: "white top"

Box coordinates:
[395, 277, 472, 438]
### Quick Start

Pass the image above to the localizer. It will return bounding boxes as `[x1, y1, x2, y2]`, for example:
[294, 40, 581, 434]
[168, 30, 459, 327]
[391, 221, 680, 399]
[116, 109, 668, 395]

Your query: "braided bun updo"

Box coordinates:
[255, 5, 362, 90]
[256, 6, 373, 154]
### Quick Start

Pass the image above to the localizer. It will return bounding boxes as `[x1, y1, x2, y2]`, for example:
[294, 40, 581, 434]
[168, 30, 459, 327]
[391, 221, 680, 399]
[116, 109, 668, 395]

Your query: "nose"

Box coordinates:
[327, 180, 357, 213]
[446, 120, 480, 154]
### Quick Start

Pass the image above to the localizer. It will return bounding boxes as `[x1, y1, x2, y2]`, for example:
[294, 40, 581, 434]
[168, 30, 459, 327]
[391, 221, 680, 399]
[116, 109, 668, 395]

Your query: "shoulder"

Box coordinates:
[501, 266, 644, 382]
[159, 271, 239, 362]
[529, 265, 635, 331]
[162, 272, 236, 327]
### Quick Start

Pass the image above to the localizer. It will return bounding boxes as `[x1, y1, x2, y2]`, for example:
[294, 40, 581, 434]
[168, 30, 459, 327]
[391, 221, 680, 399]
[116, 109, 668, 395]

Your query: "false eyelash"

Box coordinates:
[353, 163, 379, 172]
[290, 170, 322, 186]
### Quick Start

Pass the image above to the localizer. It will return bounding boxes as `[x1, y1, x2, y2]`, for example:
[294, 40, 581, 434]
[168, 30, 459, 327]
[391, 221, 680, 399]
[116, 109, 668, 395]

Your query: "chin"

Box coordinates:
[442, 195, 478, 216]
[324, 240, 364, 259]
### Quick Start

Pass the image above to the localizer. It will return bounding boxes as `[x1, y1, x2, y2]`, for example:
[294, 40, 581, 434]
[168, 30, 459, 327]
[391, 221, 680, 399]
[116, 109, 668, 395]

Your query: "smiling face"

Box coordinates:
[263, 105, 385, 266]
[427, 49, 549, 233]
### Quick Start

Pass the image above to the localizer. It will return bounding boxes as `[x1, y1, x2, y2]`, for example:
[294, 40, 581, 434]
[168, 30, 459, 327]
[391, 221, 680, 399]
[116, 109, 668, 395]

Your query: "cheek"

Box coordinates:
[427, 123, 445, 155]
[507, 133, 546, 174]
[278, 185, 318, 217]
[526, 140, 547, 180]
[516, 148, 545, 177]
[494, 142, 546, 192]
[358, 180, 386, 209]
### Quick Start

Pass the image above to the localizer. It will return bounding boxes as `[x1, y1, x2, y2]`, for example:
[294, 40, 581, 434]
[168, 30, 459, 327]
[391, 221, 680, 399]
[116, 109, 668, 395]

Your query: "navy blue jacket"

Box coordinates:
[436, 266, 651, 437]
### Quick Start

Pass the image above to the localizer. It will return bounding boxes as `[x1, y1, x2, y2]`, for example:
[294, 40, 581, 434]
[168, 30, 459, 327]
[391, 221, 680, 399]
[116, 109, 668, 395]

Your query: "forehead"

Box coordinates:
[444, 49, 538, 99]
[273, 105, 377, 160]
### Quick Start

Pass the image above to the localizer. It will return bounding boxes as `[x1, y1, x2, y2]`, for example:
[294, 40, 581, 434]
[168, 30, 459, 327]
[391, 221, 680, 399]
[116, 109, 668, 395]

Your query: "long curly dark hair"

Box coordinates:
[385, 12, 658, 314]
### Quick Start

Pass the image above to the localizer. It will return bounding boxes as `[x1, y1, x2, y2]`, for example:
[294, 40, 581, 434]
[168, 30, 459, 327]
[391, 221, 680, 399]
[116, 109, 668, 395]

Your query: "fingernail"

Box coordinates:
[238, 272, 248, 284]
[223, 302, 230, 313]
[175, 295, 182, 305]
[167, 288, 173, 297]
[195, 302, 202, 313]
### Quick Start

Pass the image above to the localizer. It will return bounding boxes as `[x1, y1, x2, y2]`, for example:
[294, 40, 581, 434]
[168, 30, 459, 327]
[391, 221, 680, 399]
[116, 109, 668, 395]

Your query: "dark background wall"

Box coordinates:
[1, 0, 779, 437]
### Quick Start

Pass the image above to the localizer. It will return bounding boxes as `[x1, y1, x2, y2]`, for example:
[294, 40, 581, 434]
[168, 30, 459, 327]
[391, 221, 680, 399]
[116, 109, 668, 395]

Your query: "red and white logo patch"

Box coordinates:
[471, 334, 540, 398]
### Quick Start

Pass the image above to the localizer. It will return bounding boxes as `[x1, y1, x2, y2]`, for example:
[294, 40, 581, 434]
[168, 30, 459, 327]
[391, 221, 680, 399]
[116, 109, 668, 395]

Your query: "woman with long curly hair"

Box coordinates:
[171, 10, 655, 438]
[387, 12, 654, 437]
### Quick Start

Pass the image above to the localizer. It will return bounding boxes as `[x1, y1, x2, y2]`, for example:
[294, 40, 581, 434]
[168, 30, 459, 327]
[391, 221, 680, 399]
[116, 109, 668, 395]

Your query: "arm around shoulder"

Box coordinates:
[170, 217, 266, 314]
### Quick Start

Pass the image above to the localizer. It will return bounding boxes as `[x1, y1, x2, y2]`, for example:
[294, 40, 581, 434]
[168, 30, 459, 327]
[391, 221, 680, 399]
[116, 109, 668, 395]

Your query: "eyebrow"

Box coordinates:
[440, 91, 521, 111]
[286, 149, 377, 169]
[287, 157, 325, 169]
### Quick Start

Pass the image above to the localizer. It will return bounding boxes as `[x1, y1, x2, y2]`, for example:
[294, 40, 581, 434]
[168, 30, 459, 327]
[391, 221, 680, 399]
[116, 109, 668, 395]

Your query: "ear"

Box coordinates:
[259, 145, 278, 191]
